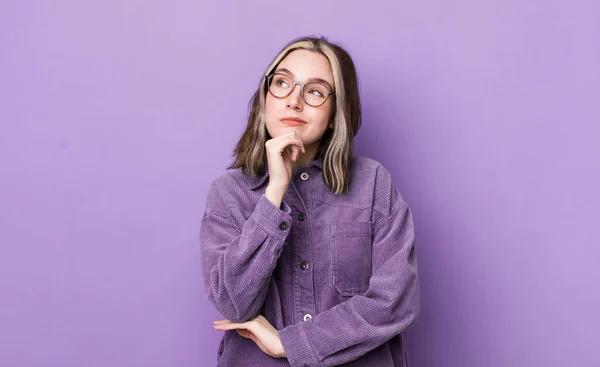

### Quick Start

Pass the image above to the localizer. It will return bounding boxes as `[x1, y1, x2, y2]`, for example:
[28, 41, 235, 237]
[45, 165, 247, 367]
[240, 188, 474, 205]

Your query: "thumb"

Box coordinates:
[237, 329, 252, 339]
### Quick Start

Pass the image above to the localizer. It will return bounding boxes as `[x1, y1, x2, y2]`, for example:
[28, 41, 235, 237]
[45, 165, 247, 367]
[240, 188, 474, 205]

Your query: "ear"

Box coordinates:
[328, 120, 334, 129]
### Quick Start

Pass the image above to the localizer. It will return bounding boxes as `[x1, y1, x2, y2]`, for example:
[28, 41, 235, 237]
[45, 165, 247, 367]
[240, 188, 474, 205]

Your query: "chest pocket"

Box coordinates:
[331, 222, 373, 296]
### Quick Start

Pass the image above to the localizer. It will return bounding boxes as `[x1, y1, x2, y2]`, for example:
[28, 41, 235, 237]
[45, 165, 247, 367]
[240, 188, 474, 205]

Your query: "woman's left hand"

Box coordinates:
[213, 315, 287, 358]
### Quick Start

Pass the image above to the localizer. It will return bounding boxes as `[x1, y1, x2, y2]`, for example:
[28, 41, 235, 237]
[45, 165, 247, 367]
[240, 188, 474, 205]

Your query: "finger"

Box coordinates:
[213, 320, 231, 325]
[279, 133, 304, 153]
[276, 131, 300, 143]
[214, 322, 247, 331]
[237, 329, 252, 339]
[284, 135, 304, 154]
[269, 131, 294, 145]
[213, 323, 231, 330]
[213, 325, 231, 331]
[266, 136, 304, 162]
[282, 146, 291, 161]
[286, 138, 304, 158]
[277, 135, 304, 153]
[296, 137, 306, 153]
[290, 145, 299, 162]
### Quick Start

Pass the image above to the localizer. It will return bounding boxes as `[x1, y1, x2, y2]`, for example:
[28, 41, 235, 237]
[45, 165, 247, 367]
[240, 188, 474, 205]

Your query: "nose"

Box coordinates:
[286, 83, 303, 111]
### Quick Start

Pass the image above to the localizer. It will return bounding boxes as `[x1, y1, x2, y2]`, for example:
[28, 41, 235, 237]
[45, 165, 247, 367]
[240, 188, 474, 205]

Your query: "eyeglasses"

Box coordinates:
[265, 73, 335, 107]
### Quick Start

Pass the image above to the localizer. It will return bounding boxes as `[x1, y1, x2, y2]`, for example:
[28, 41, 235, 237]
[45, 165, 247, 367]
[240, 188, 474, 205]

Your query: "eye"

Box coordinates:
[306, 85, 327, 98]
[273, 75, 290, 88]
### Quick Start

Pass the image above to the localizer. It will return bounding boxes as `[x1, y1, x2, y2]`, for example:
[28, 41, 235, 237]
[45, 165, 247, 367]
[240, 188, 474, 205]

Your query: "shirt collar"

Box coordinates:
[248, 155, 324, 190]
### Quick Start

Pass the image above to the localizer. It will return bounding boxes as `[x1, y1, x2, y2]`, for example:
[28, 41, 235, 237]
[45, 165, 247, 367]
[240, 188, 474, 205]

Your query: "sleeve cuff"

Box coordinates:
[249, 194, 293, 240]
[280, 201, 292, 215]
[279, 322, 320, 367]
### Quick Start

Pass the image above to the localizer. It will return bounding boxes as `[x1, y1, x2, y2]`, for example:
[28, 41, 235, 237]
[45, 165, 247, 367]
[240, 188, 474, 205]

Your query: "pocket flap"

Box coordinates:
[331, 221, 372, 237]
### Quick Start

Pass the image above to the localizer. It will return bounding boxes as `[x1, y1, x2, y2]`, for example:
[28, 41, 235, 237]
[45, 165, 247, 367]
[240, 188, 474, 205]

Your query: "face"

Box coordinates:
[264, 49, 335, 149]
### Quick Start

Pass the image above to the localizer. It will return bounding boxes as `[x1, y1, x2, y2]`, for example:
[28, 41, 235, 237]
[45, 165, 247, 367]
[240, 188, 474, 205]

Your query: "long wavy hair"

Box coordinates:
[228, 36, 361, 194]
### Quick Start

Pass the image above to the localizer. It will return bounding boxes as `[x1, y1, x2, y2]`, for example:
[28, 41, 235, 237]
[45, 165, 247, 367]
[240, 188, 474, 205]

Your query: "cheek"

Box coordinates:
[264, 95, 284, 137]
[265, 94, 284, 116]
[312, 105, 334, 128]
[313, 99, 334, 121]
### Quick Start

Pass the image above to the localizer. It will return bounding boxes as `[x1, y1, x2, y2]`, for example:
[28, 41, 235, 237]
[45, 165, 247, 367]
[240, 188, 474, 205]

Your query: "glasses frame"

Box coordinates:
[265, 73, 335, 107]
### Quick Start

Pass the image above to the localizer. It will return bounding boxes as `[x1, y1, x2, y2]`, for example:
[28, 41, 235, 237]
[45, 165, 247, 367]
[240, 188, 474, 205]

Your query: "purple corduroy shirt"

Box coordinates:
[200, 156, 420, 366]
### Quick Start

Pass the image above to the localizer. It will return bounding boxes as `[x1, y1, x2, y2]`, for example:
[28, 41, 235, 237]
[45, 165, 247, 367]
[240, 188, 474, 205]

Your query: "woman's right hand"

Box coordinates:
[264, 131, 305, 207]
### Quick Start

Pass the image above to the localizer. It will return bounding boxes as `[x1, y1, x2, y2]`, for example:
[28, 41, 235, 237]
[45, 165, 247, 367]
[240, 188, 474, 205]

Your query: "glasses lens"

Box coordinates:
[269, 74, 293, 98]
[303, 83, 330, 106]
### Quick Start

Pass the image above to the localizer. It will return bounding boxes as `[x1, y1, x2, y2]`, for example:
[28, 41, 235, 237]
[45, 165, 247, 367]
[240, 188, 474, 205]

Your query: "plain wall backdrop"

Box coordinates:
[1, 1, 599, 366]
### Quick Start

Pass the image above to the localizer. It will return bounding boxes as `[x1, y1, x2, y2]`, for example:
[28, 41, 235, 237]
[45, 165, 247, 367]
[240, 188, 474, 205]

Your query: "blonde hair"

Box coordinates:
[229, 36, 361, 194]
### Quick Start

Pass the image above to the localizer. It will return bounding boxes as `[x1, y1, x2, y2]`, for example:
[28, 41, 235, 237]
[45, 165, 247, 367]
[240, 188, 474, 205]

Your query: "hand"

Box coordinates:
[264, 132, 305, 206]
[213, 315, 286, 359]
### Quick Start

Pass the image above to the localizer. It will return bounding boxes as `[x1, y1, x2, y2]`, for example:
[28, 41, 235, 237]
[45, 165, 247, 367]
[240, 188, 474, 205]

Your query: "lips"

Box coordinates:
[280, 117, 307, 126]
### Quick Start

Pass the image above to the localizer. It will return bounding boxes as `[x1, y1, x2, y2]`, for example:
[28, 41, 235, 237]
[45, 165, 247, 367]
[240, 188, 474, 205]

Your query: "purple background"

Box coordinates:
[1, 1, 599, 366]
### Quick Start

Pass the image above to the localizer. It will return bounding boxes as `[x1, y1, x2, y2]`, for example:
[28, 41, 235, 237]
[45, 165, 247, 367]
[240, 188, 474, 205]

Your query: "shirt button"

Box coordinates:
[298, 213, 305, 221]
[279, 222, 288, 230]
[300, 262, 309, 270]
[303, 314, 312, 321]
[300, 172, 309, 181]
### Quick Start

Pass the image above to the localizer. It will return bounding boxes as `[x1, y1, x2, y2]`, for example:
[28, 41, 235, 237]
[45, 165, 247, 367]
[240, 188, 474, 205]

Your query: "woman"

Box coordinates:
[200, 36, 420, 366]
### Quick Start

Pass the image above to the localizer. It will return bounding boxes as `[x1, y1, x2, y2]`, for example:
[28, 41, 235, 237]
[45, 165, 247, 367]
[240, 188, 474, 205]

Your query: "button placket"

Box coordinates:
[287, 177, 316, 324]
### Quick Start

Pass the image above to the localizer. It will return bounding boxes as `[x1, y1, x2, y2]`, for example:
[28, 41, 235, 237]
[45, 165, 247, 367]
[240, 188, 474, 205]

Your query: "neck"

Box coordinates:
[295, 143, 319, 168]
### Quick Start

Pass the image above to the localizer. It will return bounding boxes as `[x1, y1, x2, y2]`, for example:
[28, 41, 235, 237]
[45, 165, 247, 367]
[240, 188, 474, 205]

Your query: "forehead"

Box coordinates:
[275, 49, 334, 84]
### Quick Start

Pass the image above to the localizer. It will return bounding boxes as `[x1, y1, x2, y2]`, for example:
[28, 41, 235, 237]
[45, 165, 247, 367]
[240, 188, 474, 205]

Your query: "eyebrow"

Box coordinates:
[275, 68, 334, 91]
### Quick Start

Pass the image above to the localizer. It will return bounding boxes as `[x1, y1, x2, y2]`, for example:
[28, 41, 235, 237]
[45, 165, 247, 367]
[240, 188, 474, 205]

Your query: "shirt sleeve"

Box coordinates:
[200, 181, 292, 323]
[278, 167, 420, 367]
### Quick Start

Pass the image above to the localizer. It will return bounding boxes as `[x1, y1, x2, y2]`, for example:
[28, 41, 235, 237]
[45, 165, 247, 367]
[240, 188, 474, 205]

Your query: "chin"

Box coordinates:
[267, 125, 297, 137]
